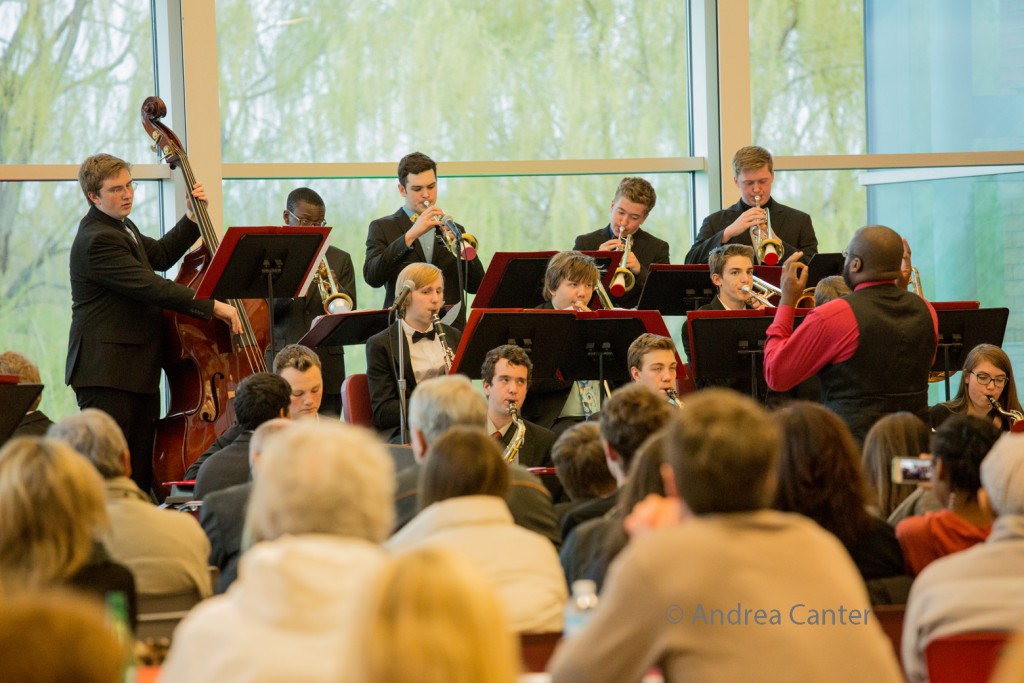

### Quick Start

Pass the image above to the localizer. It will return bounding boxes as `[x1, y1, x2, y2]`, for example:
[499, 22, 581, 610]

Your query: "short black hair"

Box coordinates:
[234, 372, 292, 430]
[480, 345, 533, 386]
[932, 414, 1000, 502]
[397, 152, 437, 187]
[286, 187, 325, 214]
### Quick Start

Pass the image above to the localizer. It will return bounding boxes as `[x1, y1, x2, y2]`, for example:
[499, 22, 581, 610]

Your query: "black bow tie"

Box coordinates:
[411, 329, 436, 343]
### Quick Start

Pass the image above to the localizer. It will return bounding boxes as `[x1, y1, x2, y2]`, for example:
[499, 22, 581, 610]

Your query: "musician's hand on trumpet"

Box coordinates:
[598, 232, 640, 275]
[723, 205, 768, 243]
[404, 199, 443, 246]
[778, 251, 809, 308]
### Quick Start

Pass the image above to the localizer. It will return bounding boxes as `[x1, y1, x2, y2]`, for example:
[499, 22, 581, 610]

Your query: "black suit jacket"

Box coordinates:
[363, 208, 485, 328]
[684, 198, 818, 266]
[500, 419, 557, 468]
[365, 322, 462, 443]
[66, 206, 215, 393]
[573, 226, 671, 309]
[200, 481, 252, 594]
[269, 245, 356, 397]
[193, 431, 252, 499]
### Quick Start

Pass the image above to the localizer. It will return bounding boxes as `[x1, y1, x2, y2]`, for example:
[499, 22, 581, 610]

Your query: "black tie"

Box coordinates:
[411, 329, 436, 343]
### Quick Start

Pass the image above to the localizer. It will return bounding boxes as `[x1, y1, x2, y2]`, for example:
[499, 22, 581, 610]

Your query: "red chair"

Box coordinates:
[341, 373, 374, 428]
[520, 632, 562, 672]
[925, 632, 1012, 683]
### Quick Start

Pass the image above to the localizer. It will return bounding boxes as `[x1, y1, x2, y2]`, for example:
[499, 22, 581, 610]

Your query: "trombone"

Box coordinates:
[314, 258, 354, 314]
[751, 195, 783, 266]
[741, 275, 815, 309]
[424, 201, 478, 261]
[609, 231, 635, 297]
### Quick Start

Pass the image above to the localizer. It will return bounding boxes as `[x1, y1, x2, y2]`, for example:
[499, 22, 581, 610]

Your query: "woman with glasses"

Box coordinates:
[929, 343, 1022, 431]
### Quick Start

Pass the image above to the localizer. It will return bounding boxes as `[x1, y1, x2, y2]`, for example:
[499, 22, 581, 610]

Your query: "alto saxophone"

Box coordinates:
[503, 403, 527, 464]
[665, 388, 683, 408]
[988, 396, 1023, 429]
[430, 313, 455, 372]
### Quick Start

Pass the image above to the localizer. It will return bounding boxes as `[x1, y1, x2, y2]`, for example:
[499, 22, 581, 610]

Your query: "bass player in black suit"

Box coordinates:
[573, 177, 670, 309]
[481, 344, 558, 468]
[66, 153, 241, 494]
[363, 151, 485, 329]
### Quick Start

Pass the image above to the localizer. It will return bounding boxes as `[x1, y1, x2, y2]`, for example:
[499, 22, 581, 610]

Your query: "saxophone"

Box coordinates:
[665, 389, 683, 409]
[430, 313, 455, 372]
[988, 396, 1023, 429]
[503, 403, 527, 464]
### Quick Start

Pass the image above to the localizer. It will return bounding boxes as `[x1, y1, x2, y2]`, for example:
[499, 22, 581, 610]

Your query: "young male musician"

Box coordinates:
[363, 151, 485, 328]
[573, 177, 670, 309]
[66, 153, 241, 493]
[685, 146, 818, 266]
[627, 333, 681, 406]
[481, 344, 557, 468]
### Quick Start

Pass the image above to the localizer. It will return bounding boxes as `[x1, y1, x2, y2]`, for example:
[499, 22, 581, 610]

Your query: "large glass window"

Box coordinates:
[771, 170, 868, 252]
[216, 1, 689, 163]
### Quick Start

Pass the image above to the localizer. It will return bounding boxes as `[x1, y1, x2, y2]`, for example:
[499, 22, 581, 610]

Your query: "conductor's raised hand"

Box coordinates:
[897, 237, 914, 290]
[778, 251, 808, 308]
[213, 300, 242, 335]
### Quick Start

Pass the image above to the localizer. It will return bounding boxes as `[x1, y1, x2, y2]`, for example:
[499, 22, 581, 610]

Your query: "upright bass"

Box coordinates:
[141, 96, 270, 499]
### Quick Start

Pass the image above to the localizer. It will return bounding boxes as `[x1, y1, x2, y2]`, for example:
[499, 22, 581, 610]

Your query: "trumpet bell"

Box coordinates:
[756, 237, 784, 266]
[609, 267, 635, 297]
[460, 232, 478, 261]
[324, 292, 353, 315]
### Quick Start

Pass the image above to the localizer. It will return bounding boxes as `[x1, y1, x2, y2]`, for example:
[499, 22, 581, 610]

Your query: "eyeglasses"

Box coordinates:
[287, 209, 327, 227]
[102, 181, 136, 196]
[970, 371, 1008, 387]
[842, 248, 858, 260]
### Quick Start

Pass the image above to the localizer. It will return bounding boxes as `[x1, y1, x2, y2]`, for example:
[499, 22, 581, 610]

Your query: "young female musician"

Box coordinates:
[930, 343, 1022, 432]
[365, 263, 460, 443]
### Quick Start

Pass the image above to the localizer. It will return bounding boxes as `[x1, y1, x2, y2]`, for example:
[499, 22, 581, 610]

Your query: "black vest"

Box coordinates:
[819, 284, 935, 442]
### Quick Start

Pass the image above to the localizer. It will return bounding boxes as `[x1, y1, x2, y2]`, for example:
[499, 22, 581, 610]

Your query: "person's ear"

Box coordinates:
[412, 427, 428, 462]
[711, 273, 723, 288]
[398, 182, 408, 198]
[282, 209, 290, 224]
[122, 450, 132, 478]
[630, 366, 641, 382]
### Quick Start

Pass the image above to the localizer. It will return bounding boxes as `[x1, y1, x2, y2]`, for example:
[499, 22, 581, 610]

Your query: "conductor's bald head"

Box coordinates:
[843, 225, 904, 288]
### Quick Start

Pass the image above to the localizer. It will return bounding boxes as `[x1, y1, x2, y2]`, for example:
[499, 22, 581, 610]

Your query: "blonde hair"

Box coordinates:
[350, 546, 519, 683]
[0, 438, 108, 591]
[77, 153, 130, 206]
[731, 145, 774, 177]
[396, 263, 443, 311]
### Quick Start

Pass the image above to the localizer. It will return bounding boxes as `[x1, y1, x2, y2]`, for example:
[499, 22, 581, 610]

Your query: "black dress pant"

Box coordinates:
[74, 386, 160, 496]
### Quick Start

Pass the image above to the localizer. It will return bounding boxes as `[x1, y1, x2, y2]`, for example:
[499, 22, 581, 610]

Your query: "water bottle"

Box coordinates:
[563, 579, 599, 638]
[105, 591, 137, 683]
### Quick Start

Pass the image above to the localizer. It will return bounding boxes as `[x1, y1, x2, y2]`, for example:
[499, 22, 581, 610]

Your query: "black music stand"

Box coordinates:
[195, 226, 330, 361]
[472, 251, 618, 309]
[636, 265, 715, 316]
[806, 252, 844, 287]
[450, 310, 576, 381]
[561, 315, 648, 395]
[0, 384, 43, 446]
[298, 309, 392, 350]
[931, 307, 1010, 400]
[688, 310, 791, 401]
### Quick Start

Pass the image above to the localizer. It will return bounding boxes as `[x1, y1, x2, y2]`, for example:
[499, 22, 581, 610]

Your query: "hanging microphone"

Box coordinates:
[390, 279, 416, 311]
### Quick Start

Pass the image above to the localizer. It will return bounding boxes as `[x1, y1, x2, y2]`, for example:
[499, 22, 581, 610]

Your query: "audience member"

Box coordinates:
[0, 436, 136, 623]
[388, 427, 567, 633]
[394, 375, 560, 546]
[560, 429, 667, 592]
[902, 431, 1024, 683]
[200, 418, 292, 593]
[550, 422, 617, 524]
[930, 343, 1022, 432]
[773, 402, 906, 582]
[161, 421, 394, 683]
[191, 372, 291, 497]
[481, 344, 557, 467]
[48, 409, 211, 598]
[861, 411, 938, 523]
[0, 350, 53, 437]
[548, 390, 903, 683]
[896, 414, 999, 575]
[348, 546, 519, 683]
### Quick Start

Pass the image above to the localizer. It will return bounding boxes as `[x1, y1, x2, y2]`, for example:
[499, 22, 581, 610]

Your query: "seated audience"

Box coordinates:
[48, 409, 212, 598]
[394, 374, 560, 546]
[0, 350, 53, 437]
[813, 274, 851, 307]
[192, 372, 291, 497]
[348, 546, 519, 683]
[161, 421, 394, 683]
[0, 436, 136, 623]
[902, 431, 1024, 683]
[0, 590, 127, 683]
[772, 402, 906, 582]
[930, 343, 1022, 431]
[896, 414, 999, 575]
[560, 383, 671, 540]
[548, 389, 903, 683]
[861, 411, 939, 524]
[551, 422, 617, 524]
[366, 262, 460, 443]
[481, 344, 556, 467]
[387, 427, 567, 633]
[627, 332, 682, 406]
[560, 429, 666, 592]
[200, 418, 291, 593]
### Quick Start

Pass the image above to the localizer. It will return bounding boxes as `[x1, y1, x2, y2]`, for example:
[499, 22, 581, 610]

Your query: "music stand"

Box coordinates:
[561, 314, 649, 395]
[298, 309, 392, 349]
[931, 306, 1009, 400]
[195, 225, 330, 361]
[450, 310, 577, 381]
[472, 251, 618, 309]
[806, 252, 844, 287]
[0, 384, 43, 445]
[636, 265, 715, 316]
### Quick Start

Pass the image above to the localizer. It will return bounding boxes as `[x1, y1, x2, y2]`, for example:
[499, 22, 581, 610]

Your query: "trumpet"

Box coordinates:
[503, 402, 526, 463]
[665, 388, 683, 408]
[314, 258, 353, 314]
[750, 195, 783, 266]
[609, 231, 635, 297]
[424, 201, 478, 261]
[988, 396, 1023, 428]
[430, 313, 456, 372]
[741, 275, 815, 309]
